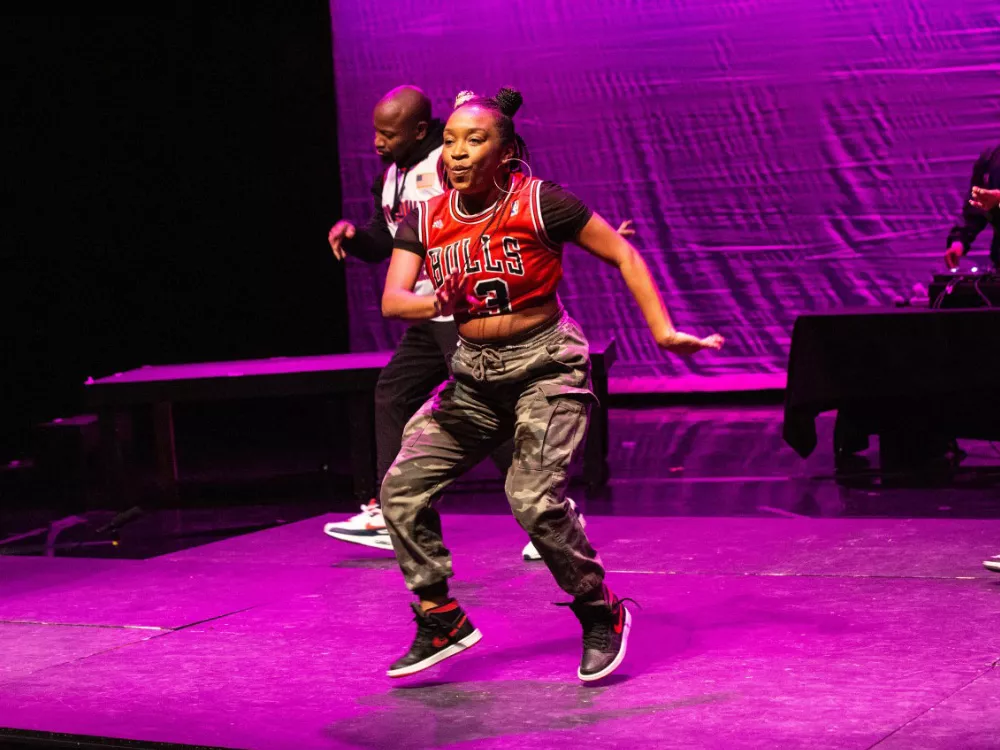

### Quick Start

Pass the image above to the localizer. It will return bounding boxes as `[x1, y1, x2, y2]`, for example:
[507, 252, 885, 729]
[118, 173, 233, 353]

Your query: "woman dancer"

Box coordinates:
[379, 87, 723, 682]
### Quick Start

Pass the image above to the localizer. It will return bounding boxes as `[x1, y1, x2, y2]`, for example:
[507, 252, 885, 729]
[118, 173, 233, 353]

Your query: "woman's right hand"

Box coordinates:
[434, 272, 465, 317]
[657, 331, 725, 355]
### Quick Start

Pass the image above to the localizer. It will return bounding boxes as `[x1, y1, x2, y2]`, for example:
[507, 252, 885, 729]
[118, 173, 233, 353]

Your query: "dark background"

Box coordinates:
[2, 6, 347, 462]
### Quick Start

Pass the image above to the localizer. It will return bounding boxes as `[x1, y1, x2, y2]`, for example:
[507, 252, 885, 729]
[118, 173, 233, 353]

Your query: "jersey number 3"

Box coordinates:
[474, 278, 512, 315]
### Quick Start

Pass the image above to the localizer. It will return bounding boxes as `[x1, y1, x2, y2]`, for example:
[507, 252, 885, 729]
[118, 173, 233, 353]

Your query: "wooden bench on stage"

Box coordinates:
[84, 339, 617, 504]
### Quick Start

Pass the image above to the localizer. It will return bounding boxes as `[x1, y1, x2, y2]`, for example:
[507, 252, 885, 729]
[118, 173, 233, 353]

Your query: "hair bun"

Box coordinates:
[493, 87, 523, 118]
[453, 90, 477, 108]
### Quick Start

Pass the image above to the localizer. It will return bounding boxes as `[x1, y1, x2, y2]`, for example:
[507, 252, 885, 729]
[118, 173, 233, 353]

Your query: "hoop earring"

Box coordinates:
[492, 157, 532, 197]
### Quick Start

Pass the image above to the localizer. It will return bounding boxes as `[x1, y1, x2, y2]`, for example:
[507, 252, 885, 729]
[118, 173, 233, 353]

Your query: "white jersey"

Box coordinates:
[380, 145, 451, 322]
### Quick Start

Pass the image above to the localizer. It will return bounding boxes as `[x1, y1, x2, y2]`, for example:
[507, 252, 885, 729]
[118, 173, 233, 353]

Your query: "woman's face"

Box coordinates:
[442, 105, 510, 197]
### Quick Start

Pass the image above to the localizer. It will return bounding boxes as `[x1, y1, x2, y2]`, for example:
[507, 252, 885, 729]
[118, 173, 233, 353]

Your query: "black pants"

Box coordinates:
[373, 320, 513, 497]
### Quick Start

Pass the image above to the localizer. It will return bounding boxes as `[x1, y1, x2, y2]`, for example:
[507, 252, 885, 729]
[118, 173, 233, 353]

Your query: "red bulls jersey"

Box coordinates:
[414, 175, 564, 323]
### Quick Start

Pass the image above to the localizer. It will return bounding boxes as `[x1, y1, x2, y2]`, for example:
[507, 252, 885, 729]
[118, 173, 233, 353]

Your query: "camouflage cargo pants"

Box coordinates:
[380, 311, 606, 598]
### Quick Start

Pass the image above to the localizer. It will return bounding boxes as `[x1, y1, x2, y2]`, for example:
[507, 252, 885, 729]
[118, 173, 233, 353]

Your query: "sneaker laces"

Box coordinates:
[408, 604, 443, 645]
[555, 595, 641, 651]
[581, 616, 613, 651]
[408, 603, 457, 648]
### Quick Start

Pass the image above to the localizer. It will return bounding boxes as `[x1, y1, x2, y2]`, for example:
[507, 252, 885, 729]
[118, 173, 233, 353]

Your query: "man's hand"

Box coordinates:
[328, 220, 356, 261]
[656, 330, 725, 355]
[617, 220, 635, 238]
[970, 186, 1000, 212]
[944, 241, 964, 271]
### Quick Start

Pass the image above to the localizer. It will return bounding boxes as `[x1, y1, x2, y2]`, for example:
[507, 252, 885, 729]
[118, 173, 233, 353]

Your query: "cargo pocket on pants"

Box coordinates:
[538, 384, 597, 470]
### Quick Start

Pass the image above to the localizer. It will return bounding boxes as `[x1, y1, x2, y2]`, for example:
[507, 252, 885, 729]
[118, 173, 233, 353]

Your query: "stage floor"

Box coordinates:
[1, 512, 999, 749]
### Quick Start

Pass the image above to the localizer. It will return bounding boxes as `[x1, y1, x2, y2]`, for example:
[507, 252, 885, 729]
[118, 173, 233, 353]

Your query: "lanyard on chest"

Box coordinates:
[389, 167, 409, 221]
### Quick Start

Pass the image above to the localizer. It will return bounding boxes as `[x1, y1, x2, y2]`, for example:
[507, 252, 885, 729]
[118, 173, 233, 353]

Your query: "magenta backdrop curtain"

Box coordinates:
[329, 0, 999, 392]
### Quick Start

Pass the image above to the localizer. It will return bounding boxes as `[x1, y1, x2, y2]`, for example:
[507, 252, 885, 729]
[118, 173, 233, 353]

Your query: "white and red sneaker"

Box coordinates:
[984, 555, 1000, 573]
[323, 500, 392, 550]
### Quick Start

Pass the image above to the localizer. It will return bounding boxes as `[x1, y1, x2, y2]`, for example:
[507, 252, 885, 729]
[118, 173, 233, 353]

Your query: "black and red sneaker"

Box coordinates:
[387, 599, 482, 678]
[565, 585, 634, 682]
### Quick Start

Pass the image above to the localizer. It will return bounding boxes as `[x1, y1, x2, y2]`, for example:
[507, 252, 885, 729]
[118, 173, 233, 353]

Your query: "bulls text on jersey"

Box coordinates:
[426, 236, 526, 316]
[416, 176, 563, 320]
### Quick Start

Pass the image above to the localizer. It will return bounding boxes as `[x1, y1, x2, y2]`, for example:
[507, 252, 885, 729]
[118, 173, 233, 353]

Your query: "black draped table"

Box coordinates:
[782, 307, 1000, 460]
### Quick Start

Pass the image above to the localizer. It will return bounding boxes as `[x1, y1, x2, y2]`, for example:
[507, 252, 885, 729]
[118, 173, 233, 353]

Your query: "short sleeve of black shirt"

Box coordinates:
[538, 181, 593, 245]
[393, 211, 426, 258]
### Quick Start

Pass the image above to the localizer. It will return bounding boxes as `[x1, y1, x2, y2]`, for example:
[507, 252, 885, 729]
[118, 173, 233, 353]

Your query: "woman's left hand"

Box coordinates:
[657, 331, 725, 355]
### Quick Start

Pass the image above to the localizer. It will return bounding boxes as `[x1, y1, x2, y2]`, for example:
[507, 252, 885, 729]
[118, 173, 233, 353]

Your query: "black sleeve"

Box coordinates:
[538, 181, 594, 245]
[342, 172, 394, 263]
[945, 149, 991, 254]
[393, 210, 426, 258]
